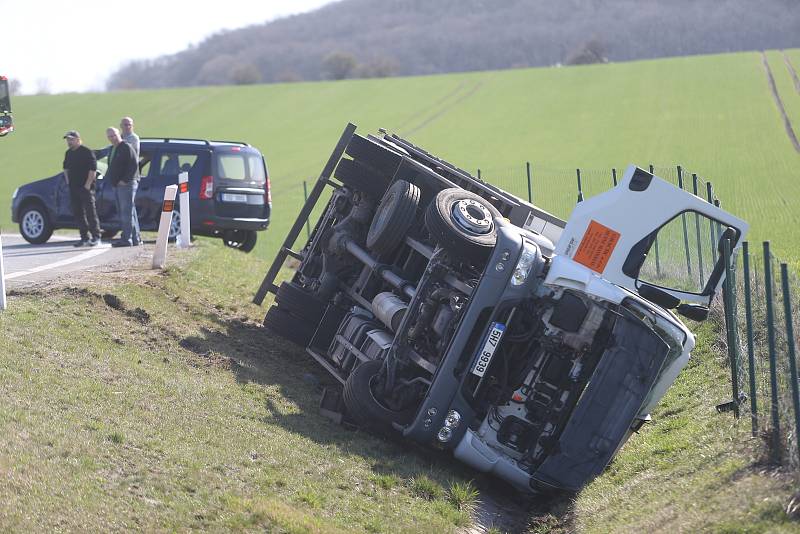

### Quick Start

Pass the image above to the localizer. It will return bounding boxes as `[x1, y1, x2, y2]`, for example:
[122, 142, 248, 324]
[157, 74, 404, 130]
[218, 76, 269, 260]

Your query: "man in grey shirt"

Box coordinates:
[120, 116, 139, 158]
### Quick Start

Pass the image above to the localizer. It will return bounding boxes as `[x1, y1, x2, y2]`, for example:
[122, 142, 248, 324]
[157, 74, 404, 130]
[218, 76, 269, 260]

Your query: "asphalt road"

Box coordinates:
[1, 233, 147, 287]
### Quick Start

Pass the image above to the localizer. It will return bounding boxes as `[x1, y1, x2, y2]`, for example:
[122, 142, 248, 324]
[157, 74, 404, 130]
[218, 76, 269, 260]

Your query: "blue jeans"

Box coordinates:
[115, 180, 141, 244]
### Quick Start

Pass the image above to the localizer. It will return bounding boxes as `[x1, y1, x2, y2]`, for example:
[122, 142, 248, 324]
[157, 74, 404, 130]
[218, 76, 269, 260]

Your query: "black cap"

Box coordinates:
[63, 130, 80, 139]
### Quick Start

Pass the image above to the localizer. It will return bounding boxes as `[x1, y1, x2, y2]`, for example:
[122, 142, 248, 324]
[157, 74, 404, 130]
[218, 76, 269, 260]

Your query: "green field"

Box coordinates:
[2, 50, 798, 261]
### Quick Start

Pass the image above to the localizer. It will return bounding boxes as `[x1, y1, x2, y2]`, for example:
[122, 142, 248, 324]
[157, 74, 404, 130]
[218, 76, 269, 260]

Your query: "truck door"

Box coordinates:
[550, 165, 748, 307]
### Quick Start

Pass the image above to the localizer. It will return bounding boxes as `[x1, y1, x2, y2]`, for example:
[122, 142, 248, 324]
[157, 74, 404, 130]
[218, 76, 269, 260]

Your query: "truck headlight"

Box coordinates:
[511, 242, 538, 286]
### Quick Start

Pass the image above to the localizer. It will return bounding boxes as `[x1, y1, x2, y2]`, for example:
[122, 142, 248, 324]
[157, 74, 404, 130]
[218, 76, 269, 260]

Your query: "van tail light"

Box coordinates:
[265, 175, 272, 204]
[199, 175, 214, 200]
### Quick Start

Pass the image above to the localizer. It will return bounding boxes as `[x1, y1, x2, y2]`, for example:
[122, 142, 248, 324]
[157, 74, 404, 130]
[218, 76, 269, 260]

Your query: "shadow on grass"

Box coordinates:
[177, 315, 573, 533]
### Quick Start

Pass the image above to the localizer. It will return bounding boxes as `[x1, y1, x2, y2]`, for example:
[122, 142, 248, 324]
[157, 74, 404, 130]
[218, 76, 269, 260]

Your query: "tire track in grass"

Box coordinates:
[782, 50, 800, 94]
[400, 80, 484, 137]
[761, 51, 800, 153]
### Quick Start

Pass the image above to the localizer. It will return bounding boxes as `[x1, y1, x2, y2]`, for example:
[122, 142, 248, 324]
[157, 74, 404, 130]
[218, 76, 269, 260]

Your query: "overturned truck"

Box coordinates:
[254, 124, 748, 494]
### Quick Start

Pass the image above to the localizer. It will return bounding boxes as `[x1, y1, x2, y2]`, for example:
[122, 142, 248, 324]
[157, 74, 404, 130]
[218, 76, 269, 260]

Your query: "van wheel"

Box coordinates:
[168, 210, 181, 242]
[425, 188, 501, 263]
[19, 203, 53, 244]
[222, 230, 257, 253]
[343, 359, 414, 433]
[263, 305, 315, 346]
[334, 158, 391, 199]
[367, 180, 420, 256]
[275, 281, 326, 322]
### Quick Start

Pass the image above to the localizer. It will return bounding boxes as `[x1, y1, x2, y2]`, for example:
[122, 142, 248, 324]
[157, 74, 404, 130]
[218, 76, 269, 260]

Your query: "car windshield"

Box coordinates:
[215, 152, 266, 182]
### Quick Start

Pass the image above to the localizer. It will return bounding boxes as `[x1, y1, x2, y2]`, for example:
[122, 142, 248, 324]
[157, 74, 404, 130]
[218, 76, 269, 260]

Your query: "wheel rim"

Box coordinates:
[169, 211, 181, 239]
[22, 210, 44, 238]
[451, 198, 493, 235]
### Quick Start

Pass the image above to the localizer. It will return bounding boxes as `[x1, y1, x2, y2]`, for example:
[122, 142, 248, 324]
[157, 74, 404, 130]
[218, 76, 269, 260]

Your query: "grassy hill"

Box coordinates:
[3, 50, 799, 261]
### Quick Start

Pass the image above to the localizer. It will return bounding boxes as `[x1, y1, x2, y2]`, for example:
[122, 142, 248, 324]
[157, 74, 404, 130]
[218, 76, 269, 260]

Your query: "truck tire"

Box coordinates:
[343, 359, 414, 433]
[425, 188, 502, 263]
[275, 281, 327, 322]
[366, 180, 420, 256]
[334, 158, 391, 199]
[19, 202, 54, 244]
[263, 306, 315, 347]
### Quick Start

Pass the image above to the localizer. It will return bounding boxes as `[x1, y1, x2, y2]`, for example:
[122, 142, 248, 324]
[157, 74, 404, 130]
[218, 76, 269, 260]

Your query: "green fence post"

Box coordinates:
[477, 168, 481, 180]
[763, 241, 782, 463]
[723, 238, 741, 418]
[576, 168, 584, 203]
[692, 173, 705, 287]
[707, 182, 717, 262]
[677, 166, 692, 278]
[612, 167, 618, 186]
[526, 162, 532, 203]
[742, 242, 759, 435]
[780, 263, 800, 466]
[302, 181, 311, 239]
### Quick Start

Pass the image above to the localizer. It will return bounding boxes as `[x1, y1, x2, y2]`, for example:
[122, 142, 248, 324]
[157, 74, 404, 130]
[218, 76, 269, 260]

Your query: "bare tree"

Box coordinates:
[322, 52, 357, 80]
[35, 78, 51, 95]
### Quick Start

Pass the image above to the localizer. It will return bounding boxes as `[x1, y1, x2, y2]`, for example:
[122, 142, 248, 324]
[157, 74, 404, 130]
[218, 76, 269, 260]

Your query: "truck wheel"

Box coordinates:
[366, 180, 420, 256]
[334, 158, 391, 199]
[425, 188, 501, 263]
[19, 203, 54, 244]
[275, 281, 327, 322]
[343, 359, 414, 433]
[344, 134, 402, 176]
[263, 305, 315, 346]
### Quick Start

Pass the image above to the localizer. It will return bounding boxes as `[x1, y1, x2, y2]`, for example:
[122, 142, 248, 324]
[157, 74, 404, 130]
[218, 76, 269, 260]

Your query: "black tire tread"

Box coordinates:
[343, 359, 414, 433]
[366, 180, 420, 256]
[263, 305, 315, 347]
[425, 188, 501, 263]
[275, 281, 326, 322]
[18, 203, 54, 244]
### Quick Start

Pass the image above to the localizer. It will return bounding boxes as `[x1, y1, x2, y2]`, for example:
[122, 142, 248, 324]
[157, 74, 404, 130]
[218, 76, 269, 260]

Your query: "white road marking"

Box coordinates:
[4, 245, 111, 280]
[2, 233, 72, 242]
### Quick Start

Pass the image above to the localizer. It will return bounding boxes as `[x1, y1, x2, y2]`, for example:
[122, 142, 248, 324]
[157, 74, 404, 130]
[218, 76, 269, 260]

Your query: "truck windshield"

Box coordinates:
[0, 78, 10, 113]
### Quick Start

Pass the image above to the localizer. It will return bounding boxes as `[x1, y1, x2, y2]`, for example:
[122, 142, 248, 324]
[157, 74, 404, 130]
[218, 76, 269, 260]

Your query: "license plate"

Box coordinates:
[221, 193, 248, 203]
[471, 322, 505, 377]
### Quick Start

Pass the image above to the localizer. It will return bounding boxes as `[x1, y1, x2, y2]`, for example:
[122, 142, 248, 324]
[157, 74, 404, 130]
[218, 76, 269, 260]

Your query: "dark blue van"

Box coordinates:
[11, 137, 271, 252]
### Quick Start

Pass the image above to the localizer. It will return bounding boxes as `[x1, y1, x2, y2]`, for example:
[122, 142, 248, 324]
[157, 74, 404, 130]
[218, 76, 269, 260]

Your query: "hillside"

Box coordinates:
[106, 0, 800, 90]
[4, 50, 800, 261]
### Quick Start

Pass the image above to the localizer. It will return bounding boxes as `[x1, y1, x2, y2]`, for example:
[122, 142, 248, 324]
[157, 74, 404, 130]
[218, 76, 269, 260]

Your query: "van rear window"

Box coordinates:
[216, 153, 266, 182]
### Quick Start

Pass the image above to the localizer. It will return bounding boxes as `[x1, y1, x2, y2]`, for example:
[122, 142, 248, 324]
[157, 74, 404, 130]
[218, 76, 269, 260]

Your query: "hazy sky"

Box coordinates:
[3, 0, 335, 94]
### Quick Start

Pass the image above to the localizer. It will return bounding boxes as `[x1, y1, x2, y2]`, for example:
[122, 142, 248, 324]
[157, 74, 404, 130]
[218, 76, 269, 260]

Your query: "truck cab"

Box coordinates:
[257, 124, 748, 494]
[0, 76, 14, 137]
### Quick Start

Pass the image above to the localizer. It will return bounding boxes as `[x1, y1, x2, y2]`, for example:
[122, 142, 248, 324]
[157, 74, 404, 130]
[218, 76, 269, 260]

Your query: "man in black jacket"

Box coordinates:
[104, 127, 141, 247]
[62, 130, 101, 246]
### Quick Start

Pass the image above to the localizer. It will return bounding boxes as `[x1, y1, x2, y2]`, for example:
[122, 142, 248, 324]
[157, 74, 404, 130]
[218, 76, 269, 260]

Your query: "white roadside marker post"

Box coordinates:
[178, 171, 191, 249]
[0, 233, 6, 310]
[152, 185, 178, 269]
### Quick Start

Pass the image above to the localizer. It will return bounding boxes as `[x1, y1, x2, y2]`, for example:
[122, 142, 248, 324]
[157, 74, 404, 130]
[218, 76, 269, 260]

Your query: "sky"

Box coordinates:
[2, 0, 335, 95]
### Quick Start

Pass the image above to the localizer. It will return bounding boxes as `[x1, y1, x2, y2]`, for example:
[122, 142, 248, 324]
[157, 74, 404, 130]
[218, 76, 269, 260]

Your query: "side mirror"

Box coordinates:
[676, 303, 709, 322]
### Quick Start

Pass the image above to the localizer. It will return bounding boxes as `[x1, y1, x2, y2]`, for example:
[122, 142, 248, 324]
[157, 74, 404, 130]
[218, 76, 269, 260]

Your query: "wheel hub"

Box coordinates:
[451, 198, 493, 235]
[23, 211, 43, 237]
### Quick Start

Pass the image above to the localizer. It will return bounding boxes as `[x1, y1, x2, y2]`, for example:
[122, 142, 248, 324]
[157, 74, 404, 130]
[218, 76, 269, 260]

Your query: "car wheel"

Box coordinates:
[263, 305, 315, 347]
[334, 158, 391, 199]
[101, 229, 118, 240]
[168, 210, 181, 242]
[222, 229, 257, 253]
[425, 188, 502, 263]
[345, 134, 402, 176]
[18, 203, 54, 244]
[366, 180, 420, 256]
[275, 281, 327, 322]
[343, 359, 415, 433]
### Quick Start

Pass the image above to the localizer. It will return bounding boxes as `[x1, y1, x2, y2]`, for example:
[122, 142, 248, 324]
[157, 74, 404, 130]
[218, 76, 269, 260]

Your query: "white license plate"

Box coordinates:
[471, 322, 506, 377]
[221, 193, 249, 203]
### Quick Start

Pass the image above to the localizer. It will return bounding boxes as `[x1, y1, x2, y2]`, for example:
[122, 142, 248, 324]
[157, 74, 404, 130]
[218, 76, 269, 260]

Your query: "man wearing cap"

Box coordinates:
[104, 127, 141, 247]
[62, 130, 101, 246]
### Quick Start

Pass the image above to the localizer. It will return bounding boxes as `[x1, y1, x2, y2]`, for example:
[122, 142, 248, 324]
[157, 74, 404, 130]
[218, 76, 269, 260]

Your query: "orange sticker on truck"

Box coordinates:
[573, 220, 621, 273]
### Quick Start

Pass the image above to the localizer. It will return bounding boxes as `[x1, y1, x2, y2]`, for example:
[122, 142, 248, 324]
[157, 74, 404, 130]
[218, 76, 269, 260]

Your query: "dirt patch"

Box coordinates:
[101, 293, 150, 324]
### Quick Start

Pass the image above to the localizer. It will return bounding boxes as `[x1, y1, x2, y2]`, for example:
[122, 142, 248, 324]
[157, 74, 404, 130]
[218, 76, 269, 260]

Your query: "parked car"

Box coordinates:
[12, 137, 271, 251]
[256, 124, 748, 494]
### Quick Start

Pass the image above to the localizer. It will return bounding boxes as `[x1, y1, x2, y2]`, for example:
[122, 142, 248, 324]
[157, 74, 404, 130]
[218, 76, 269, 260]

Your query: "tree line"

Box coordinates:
[107, 0, 800, 90]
